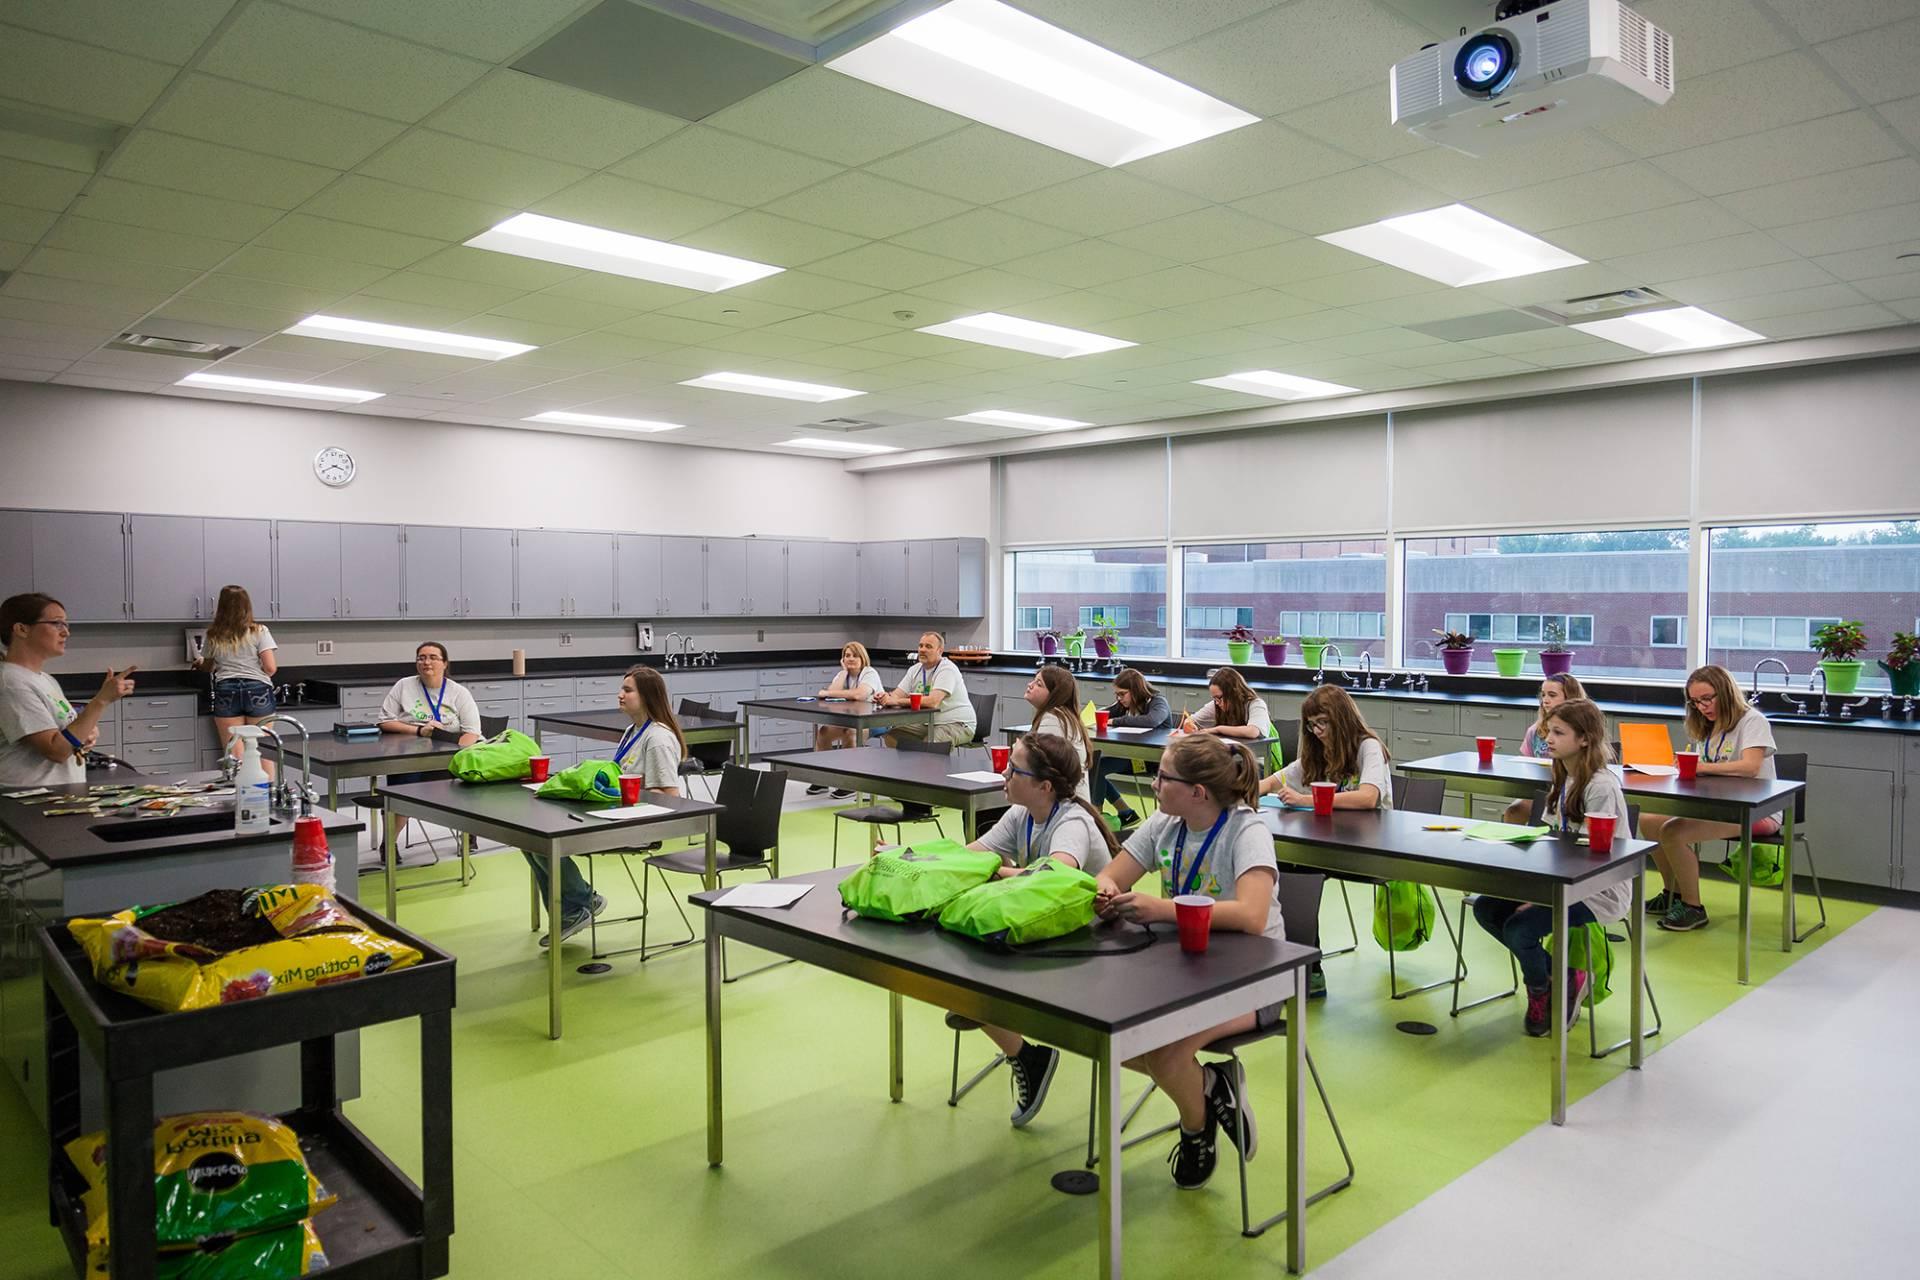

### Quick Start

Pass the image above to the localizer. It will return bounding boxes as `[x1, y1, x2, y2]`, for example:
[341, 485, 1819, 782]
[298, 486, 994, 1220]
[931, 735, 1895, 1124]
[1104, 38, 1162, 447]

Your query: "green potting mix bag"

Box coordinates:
[938, 860, 1099, 945]
[536, 759, 622, 802]
[839, 840, 1003, 922]
[1545, 920, 1616, 1005]
[150, 1221, 330, 1280]
[448, 728, 540, 781]
[1719, 841, 1785, 888]
[1371, 880, 1436, 952]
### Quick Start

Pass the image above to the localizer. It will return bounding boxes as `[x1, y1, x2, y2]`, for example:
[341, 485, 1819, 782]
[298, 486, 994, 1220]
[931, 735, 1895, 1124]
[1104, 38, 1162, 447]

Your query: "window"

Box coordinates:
[1404, 528, 1690, 679]
[1008, 547, 1168, 656]
[1708, 520, 1920, 692]
[1182, 540, 1387, 660]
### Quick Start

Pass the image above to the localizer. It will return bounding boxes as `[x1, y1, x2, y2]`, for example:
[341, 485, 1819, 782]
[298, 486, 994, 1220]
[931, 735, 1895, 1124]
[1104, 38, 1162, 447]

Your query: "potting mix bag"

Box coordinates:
[149, 1221, 330, 1280]
[839, 840, 1003, 922]
[68, 885, 424, 1013]
[65, 1111, 334, 1259]
[447, 727, 540, 781]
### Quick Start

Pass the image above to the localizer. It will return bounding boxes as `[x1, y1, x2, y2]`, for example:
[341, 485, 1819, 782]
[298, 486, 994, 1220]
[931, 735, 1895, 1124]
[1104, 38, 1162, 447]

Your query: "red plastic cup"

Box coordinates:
[909, 692, 923, 710]
[619, 774, 643, 805]
[1587, 814, 1617, 853]
[1311, 781, 1337, 816]
[1675, 750, 1699, 781]
[1173, 894, 1215, 954]
[528, 756, 551, 782]
[1476, 735, 1497, 766]
[989, 745, 1010, 772]
[1095, 710, 1111, 735]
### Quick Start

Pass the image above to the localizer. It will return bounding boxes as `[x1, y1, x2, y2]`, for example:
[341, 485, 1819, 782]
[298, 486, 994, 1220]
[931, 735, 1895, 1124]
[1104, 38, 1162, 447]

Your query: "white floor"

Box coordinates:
[1311, 901, 1920, 1278]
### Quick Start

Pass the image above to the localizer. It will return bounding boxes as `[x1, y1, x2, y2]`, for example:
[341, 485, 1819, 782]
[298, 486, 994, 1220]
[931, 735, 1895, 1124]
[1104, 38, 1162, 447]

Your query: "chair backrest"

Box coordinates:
[897, 737, 953, 756]
[1272, 719, 1301, 754]
[967, 692, 997, 746]
[677, 697, 711, 718]
[690, 740, 732, 769]
[1273, 870, 1325, 950]
[1774, 751, 1808, 824]
[1391, 773, 1445, 814]
[479, 714, 508, 738]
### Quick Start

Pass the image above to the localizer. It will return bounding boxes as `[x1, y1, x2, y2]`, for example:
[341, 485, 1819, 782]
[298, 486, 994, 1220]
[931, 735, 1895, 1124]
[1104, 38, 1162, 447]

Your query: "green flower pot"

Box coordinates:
[1818, 659, 1863, 694]
[1492, 648, 1526, 677]
[1226, 641, 1253, 665]
[1063, 636, 1083, 657]
[1881, 660, 1920, 697]
[1300, 641, 1327, 669]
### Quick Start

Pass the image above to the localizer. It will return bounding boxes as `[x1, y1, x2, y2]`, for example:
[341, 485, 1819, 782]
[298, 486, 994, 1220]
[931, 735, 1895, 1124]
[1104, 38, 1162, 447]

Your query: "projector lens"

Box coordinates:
[1454, 32, 1516, 97]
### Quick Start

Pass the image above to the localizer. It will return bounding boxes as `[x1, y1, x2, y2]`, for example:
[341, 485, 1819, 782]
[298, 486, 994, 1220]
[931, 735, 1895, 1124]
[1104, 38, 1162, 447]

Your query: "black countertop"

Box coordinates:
[0, 776, 364, 868]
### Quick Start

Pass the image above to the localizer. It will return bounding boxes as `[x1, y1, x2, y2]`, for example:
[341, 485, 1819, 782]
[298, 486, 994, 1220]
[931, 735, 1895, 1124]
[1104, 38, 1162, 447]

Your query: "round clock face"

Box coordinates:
[314, 447, 355, 488]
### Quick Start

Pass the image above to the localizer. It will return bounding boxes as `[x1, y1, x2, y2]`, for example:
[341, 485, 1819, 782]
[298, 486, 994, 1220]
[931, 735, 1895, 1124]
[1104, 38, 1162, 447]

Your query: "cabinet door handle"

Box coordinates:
[463, 596, 471, 614]
[345, 596, 352, 616]
[193, 594, 200, 618]
[333, 597, 339, 617]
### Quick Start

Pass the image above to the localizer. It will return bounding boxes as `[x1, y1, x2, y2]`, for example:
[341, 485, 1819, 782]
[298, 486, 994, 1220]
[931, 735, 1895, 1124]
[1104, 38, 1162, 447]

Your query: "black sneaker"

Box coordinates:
[1308, 963, 1327, 1000]
[830, 788, 855, 799]
[805, 784, 829, 796]
[1644, 890, 1673, 915]
[1204, 1061, 1257, 1160]
[539, 893, 607, 948]
[1659, 900, 1710, 932]
[1114, 809, 1141, 831]
[1006, 1042, 1059, 1128]
[1168, 1125, 1217, 1190]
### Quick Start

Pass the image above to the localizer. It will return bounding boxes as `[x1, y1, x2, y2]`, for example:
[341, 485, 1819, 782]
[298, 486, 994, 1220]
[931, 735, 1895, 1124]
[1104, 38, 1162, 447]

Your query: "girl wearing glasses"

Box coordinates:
[1261, 685, 1392, 811]
[0, 593, 136, 786]
[1178, 667, 1272, 740]
[1094, 735, 1280, 1191]
[959, 734, 1119, 1128]
[1639, 664, 1778, 933]
[1023, 664, 1092, 800]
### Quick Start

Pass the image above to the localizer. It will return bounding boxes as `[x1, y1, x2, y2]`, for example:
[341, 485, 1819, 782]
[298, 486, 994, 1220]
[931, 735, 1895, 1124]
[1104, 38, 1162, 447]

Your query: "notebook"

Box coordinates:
[1618, 722, 1676, 770]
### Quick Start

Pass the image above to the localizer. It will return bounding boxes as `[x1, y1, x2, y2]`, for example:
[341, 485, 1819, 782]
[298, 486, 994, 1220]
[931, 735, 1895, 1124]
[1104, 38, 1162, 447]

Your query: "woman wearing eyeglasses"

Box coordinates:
[377, 641, 482, 838]
[0, 593, 136, 786]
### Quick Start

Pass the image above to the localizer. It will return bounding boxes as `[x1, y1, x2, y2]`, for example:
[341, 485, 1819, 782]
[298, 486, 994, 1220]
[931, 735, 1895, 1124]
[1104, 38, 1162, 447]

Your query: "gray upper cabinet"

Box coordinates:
[130, 515, 206, 620]
[339, 524, 402, 619]
[275, 521, 340, 620]
[402, 526, 462, 620]
[570, 532, 615, 617]
[786, 540, 824, 614]
[31, 511, 125, 621]
[460, 528, 514, 618]
[659, 536, 704, 616]
[204, 518, 273, 615]
[616, 534, 662, 615]
[706, 538, 748, 615]
[860, 541, 908, 616]
[823, 541, 859, 614]
[744, 539, 785, 616]
[0, 511, 31, 600]
[924, 538, 985, 616]
[516, 530, 571, 617]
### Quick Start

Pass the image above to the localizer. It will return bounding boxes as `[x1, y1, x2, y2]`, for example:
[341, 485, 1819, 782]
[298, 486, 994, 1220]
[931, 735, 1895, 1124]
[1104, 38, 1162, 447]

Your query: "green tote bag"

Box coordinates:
[839, 840, 1004, 923]
[447, 729, 540, 782]
[938, 860, 1099, 946]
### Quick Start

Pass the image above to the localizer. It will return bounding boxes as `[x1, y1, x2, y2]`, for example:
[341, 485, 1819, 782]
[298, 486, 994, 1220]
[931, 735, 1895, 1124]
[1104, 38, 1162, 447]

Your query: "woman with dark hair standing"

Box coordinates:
[0, 593, 135, 786]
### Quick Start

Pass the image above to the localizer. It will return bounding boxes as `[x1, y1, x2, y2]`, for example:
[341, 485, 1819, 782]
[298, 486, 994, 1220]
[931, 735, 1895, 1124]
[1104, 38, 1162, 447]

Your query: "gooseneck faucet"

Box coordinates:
[1749, 657, 1792, 707]
[1806, 666, 1829, 718]
[1358, 651, 1375, 691]
[663, 632, 683, 669]
[256, 713, 314, 814]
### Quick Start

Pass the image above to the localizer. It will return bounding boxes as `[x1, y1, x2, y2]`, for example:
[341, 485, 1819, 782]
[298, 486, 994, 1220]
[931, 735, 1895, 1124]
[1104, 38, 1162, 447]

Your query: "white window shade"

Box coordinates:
[1391, 384, 1691, 531]
[1003, 440, 1166, 544]
[1171, 419, 1387, 539]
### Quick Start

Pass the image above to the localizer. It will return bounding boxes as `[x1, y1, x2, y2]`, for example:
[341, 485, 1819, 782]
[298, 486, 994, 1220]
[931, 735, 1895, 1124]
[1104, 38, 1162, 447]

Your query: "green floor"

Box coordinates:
[0, 807, 1874, 1277]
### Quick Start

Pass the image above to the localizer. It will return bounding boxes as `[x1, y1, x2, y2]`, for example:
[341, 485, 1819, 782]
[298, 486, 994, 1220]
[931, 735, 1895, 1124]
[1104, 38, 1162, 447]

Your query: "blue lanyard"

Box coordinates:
[614, 720, 650, 767]
[917, 664, 932, 693]
[1556, 781, 1573, 833]
[1704, 728, 1731, 762]
[1023, 802, 1061, 866]
[422, 679, 449, 724]
[1173, 810, 1230, 897]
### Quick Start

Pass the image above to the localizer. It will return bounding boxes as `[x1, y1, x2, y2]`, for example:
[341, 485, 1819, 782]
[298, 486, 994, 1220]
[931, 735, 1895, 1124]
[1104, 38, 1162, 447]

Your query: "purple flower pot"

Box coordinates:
[1093, 636, 1114, 658]
[1039, 635, 1059, 655]
[1440, 647, 1473, 675]
[1261, 642, 1288, 666]
[1539, 651, 1573, 677]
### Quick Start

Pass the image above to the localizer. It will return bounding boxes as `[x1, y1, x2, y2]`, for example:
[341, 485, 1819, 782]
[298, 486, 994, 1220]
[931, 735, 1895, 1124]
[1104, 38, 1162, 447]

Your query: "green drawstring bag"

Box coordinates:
[1545, 920, 1616, 1005]
[839, 840, 1003, 923]
[1371, 880, 1436, 951]
[1719, 841, 1786, 888]
[447, 729, 540, 782]
[536, 759, 622, 803]
[938, 860, 1099, 946]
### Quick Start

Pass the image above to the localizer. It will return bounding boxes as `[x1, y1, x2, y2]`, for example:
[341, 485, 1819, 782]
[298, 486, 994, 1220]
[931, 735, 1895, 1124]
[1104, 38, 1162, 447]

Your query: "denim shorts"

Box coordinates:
[211, 678, 275, 718]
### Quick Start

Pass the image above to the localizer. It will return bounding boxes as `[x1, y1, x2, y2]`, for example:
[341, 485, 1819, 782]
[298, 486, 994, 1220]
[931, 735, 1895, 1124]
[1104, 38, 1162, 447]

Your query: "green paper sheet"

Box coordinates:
[1462, 821, 1553, 843]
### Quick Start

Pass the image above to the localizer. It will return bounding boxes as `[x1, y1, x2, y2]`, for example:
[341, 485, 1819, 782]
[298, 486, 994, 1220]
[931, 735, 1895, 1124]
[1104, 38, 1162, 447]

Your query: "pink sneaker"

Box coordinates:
[1565, 970, 1591, 1030]
[1524, 986, 1549, 1037]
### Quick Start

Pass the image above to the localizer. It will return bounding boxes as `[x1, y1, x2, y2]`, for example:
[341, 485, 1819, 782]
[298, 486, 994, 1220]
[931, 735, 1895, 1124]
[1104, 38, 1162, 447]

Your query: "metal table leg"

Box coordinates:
[548, 847, 564, 1040]
[888, 991, 904, 1103]
[383, 803, 398, 920]
[1737, 811, 1753, 985]
[1550, 884, 1568, 1126]
[1097, 1036, 1123, 1280]
[1630, 869, 1645, 1069]
[1780, 803, 1795, 950]
[1285, 964, 1306, 1273]
[706, 916, 724, 1167]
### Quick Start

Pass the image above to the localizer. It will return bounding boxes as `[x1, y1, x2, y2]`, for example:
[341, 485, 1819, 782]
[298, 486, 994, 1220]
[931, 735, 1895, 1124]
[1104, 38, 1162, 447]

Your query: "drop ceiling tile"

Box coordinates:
[467, 315, 612, 348]
[22, 247, 201, 294]
[4, 273, 169, 313]
[612, 127, 840, 207]
[302, 176, 509, 241]
[148, 296, 304, 334]
[1241, 309, 1384, 342]
[0, 157, 90, 213]
[653, 294, 809, 330]
[1751, 302, 1902, 338]
[914, 267, 1072, 310]
[201, 6, 486, 122]
[851, 330, 985, 359]
[1648, 112, 1905, 198]
[1854, 271, 1920, 302]
[1280, 86, 1430, 164]
[1150, 0, 1427, 116]
[1152, 327, 1283, 358]
[1467, 326, 1601, 355]
[1000, 239, 1178, 290]
[1466, 263, 1639, 309]
[356, 270, 522, 314]
[1762, 0, 1913, 43]
[1607, 231, 1795, 281]
[1013, 290, 1155, 328]
[722, 269, 882, 312]
[5, 0, 233, 63]
[1014, 0, 1278, 58]
[805, 243, 973, 291]
[107, 132, 339, 211]
[279, 0, 585, 62]
[0, 318, 114, 351]
[603, 313, 738, 345]
[1286, 264, 1440, 307]
[296, 295, 476, 330]
[1126, 122, 1362, 205]
[77, 178, 285, 240]
[1550, 200, 1755, 261]
[0, 25, 175, 124]
[1233, 167, 1449, 236]
[760, 313, 895, 345]
[147, 75, 407, 171]
[997, 172, 1208, 237]
[828, 291, 970, 330]
[1807, 240, 1920, 281]
[764, 172, 970, 241]
[680, 211, 864, 269]
[705, 67, 966, 167]
[889, 209, 1080, 269]
[1162, 289, 1322, 329]
[358, 131, 589, 208]
[0, 352, 68, 373]
[1202, 237, 1369, 290]
[427, 69, 685, 169]
[407, 245, 579, 292]
[485, 292, 635, 331]
[1629, 0, 1795, 77]
[1890, 297, 1920, 321]
[0, 240, 30, 272]
[251, 214, 445, 269]
[1096, 265, 1249, 308]
[1714, 283, 1872, 321]
[59, 372, 167, 391]
[1099, 308, 1225, 344]
[1424, 355, 1540, 381]
[1883, 95, 1920, 151]
[0, 203, 59, 242]
[1475, 162, 1699, 232]
[536, 273, 691, 312]
[1815, 18, 1920, 104]
[1717, 158, 1920, 230]
[532, 174, 739, 241]
[702, 329, 832, 359]
[1598, 52, 1862, 157]
[1386, 133, 1641, 202]
[216, 343, 357, 375]
[1105, 207, 1296, 262]
[1655, 258, 1839, 303]
[863, 126, 1097, 205]
[1772, 202, 1920, 256]
[41, 219, 241, 272]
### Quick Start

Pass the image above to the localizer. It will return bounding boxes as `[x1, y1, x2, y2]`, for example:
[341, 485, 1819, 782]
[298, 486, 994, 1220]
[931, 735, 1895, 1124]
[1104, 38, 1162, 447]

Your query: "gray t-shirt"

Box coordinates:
[1189, 695, 1272, 733]
[613, 720, 683, 791]
[381, 676, 481, 734]
[1280, 738, 1393, 808]
[1547, 768, 1632, 922]
[206, 626, 276, 686]
[898, 659, 975, 730]
[1121, 806, 1284, 942]
[977, 801, 1111, 876]
[0, 663, 83, 787]
[1028, 707, 1093, 802]
[1696, 709, 1776, 780]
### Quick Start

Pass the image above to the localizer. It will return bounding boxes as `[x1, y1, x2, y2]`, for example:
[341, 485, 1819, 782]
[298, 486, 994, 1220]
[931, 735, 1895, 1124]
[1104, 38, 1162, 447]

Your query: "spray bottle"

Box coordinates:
[229, 726, 272, 835]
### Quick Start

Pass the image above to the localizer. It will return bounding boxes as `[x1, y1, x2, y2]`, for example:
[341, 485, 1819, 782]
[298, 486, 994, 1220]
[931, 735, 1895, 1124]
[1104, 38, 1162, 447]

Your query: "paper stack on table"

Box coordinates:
[1462, 821, 1553, 843]
[948, 770, 1008, 783]
[715, 882, 813, 909]
[1625, 763, 1680, 777]
[586, 803, 673, 820]
[1104, 727, 1153, 736]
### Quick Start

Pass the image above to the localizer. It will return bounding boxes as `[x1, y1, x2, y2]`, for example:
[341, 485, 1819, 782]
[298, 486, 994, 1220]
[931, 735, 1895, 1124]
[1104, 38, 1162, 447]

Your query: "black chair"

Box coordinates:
[967, 691, 997, 747]
[479, 714, 509, 738]
[639, 765, 789, 977]
[832, 739, 949, 865]
[1715, 752, 1825, 943]
[1270, 719, 1301, 770]
[678, 708, 738, 800]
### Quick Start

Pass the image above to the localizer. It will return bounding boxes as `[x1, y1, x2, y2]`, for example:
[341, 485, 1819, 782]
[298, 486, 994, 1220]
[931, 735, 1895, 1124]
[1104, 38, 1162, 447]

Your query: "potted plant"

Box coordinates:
[1061, 627, 1085, 658]
[1432, 627, 1475, 675]
[1491, 645, 1527, 677]
[1811, 620, 1868, 694]
[1260, 634, 1288, 665]
[1538, 623, 1574, 677]
[1090, 615, 1122, 659]
[1299, 636, 1330, 669]
[1035, 629, 1061, 656]
[1881, 630, 1920, 697]
[1223, 624, 1256, 665]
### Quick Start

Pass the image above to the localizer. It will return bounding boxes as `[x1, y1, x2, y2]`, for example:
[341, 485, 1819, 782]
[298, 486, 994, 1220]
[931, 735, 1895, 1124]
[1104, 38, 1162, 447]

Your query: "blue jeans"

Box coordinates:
[523, 851, 594, 918]
[1092, 756, 1137, 812]
[1472, 896, 1597, 991]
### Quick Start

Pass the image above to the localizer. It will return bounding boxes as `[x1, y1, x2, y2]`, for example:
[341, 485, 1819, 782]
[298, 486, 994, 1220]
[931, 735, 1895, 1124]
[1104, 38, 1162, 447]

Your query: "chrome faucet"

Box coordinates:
[1357, 651, 1375, 691]
[256, 713, 314, 814]
[663, 632, 683, 669]
[1318, 643, 1345, 685]
[1805, 667, 1829, 718]
[1749, 657, 1792, 708]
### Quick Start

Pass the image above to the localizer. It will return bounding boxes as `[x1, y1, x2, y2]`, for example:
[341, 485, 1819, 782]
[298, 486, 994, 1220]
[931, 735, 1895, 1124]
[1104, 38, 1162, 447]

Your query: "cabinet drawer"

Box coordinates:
[342, 686, 389, 710]
[467, 680, 520, 700]
[124, 717, 197, 744]
[1391, 730, 1474, 761]
[525, 696, 574, 717]
[754, 732, 809, 755]
[337, 708, 383, 726]
[758, 667, 808, 682]
[126, 740, 196, 767]
[126, 694, 196, 719]
[524, 677, 571, 695]
[757, 683, 812, 699]
[474, 699, 519, 724]
[671, 671, 756, 695]
[1460, 705, 1533, 737]
[1392, 702, 1459, 733]
[573, 676, 622, 700]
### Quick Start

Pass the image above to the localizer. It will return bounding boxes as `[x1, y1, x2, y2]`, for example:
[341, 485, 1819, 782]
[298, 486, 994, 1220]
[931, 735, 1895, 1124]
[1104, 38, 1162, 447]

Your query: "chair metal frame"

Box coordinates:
[1715, 751, 1826, 944]
[830, 739, 951, 866]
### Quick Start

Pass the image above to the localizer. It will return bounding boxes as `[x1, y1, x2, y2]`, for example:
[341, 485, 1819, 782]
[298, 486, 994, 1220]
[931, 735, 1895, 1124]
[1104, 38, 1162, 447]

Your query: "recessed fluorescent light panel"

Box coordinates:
[680, 372, 863, 402]
[176, 372, 383, 403]
[465, 213, 782, 292]
[950, 410, 1091, 430]
[918, 312, 1134, 359]
[285, 315, 534, 361]
[828, 0, 1257, 166]
[782, 437, 900, 454]
[1570, 306, 1764, 354]
[526, 411, 684, 433]
[1317, 204, 1585, 287]
[1193, 370, 1359, 400]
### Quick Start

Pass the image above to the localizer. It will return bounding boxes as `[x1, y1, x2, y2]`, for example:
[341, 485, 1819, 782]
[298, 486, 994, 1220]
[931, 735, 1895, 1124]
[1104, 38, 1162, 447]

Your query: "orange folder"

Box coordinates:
[1618, 722, 1676, 769]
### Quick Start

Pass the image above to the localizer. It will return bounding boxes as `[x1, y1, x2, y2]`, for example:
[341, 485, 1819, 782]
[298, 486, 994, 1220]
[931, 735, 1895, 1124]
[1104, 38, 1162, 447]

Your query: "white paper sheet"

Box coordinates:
[586, 803, 673, 820]
[1625, 763, 1679, 777]
[1506, 755, 1550, 765]
[948, 770, 1008, 784]
[715, 882, 813, 909]
[1104, 727, 1153, 736]
[522, 783, 545, 791]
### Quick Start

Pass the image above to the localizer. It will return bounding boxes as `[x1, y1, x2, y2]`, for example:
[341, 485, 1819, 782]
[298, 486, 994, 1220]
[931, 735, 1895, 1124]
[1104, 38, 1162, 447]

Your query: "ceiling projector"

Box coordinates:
[1390, 0, 1673, 155]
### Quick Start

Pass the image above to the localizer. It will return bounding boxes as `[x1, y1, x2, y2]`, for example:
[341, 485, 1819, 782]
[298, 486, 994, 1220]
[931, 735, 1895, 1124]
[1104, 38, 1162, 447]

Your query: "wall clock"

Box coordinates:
[314, 446, 356, 488]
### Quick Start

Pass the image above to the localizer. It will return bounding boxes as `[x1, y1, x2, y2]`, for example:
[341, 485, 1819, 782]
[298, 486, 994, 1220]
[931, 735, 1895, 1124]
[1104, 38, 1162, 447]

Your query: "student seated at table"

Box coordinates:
[879, 631, 976, 746]
[1472, 698, 1629, 1036]
[526, 665, 684, 948]
[1023, 665, 1092, 801]
[806, 641, 883, 798]
[1177, 666, 1271, 741]
[1096, 669, 1171, 830]
[377, 641, 483, 839]
[1095, 735, 1282, 1190]
[959, 733, 1119, 1126]
[1259, 685, 1392, 811]
[1501, 672, 1590, 823]
[1639, 664, 1778, 934]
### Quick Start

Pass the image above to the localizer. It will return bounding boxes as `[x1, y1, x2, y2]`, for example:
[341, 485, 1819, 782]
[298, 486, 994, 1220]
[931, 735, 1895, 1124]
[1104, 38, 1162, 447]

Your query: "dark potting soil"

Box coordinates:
[133, 890, 282, 953]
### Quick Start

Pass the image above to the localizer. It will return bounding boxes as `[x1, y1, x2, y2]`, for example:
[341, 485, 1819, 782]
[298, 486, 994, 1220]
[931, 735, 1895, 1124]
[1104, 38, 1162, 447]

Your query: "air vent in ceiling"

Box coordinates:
[1524, 287, 1672, 325]
[106, 332, 242, 361]
[813, 416, 880, 429]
